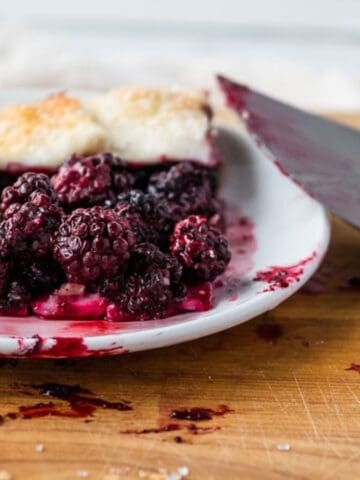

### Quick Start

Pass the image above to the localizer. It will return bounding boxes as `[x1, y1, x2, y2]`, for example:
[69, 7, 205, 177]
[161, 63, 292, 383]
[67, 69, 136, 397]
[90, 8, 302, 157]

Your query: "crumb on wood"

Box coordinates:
[276, 443, 291, 452]
[138, 466, 189, 480]
[0, 471, 12, 480]
[103, 466, 131, 480]
[76, 471, 89, 478]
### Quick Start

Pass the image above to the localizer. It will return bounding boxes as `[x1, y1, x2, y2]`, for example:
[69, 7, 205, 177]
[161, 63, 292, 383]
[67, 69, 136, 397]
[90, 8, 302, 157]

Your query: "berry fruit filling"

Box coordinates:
[0, 157, 231, 320]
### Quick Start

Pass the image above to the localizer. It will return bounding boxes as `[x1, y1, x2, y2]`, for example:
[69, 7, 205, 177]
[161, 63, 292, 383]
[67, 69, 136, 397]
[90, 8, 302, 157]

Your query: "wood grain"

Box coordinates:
[0, 114, 360, 480]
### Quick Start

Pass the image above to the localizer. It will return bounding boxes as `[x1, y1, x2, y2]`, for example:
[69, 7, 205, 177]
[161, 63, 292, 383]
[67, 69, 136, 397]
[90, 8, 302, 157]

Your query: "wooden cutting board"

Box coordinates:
[0, 113, 359, 480]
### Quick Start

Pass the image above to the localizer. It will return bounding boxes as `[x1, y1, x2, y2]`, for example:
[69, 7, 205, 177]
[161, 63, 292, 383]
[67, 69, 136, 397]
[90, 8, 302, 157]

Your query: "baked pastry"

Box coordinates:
[0, 87, 231, 321]
[0, 92, 106, 170]
[86, 86, 216, 165]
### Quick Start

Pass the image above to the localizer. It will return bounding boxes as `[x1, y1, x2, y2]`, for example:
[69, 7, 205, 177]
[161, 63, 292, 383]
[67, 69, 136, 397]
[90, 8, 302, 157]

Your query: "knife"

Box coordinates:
[217, 74, 360, 229]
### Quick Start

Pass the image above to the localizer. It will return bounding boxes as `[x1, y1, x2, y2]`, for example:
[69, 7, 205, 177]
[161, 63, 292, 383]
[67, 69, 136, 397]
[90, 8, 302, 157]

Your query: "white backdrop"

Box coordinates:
[0, 0, 359, 29]
[0, 0, 359, 110]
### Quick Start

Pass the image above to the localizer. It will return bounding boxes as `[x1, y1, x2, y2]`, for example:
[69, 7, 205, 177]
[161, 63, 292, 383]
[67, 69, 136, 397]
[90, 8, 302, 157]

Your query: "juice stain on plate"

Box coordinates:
[254, 251, 316, 292]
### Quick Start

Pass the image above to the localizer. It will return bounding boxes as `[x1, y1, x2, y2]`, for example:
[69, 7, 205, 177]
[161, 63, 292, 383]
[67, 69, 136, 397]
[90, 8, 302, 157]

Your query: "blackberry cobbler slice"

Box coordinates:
[0, 86, 231, 320]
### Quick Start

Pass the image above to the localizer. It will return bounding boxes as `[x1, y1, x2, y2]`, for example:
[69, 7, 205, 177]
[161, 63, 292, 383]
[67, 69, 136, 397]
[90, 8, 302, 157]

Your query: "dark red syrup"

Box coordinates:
[120, 404, 231, 436]
[256, 323, 283, 344]
[0, 359, 18, 368]
[170, 404, 233, 421]
[33, 336, 88, 357]
[187, 423, 221, 435]
[346, 363, 360, 374]
[22, 335, 89, 358]
[344, 277, 360, 290]
[121, 424, 181, 435]
[31, 382, 132, 412]
[17, 335, 127, 359]
[254, 252, 316, 292]
[1, 383, 132, 423]
[120, 423, 219, 435]
[5, 402, 75, 420]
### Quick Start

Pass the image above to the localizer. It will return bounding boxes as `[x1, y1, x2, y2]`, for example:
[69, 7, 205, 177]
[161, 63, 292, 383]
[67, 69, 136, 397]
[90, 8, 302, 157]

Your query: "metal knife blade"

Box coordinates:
[218, 75, 360, 228]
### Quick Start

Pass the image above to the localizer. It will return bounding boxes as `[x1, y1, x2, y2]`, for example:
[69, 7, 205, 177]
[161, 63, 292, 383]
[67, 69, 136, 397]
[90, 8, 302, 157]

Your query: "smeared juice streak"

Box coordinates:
[346, 363, 360, 374]
[170, 404, 233, 421]
[256, 323, 283, 344]
[14, 335, 128, 359]
[215, 207, 256, 303]
[120, 404, 232, 436]
[1, 382, 132, 423]
[343, 277, 360, 290]
[120, 423, 220, 435]
[254, 252, 316, 292]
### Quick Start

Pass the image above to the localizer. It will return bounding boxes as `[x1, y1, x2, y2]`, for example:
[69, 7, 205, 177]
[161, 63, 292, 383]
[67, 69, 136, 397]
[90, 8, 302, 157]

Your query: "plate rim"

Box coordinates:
[0, 196, 330, 358]
[0, 96, 331, 357]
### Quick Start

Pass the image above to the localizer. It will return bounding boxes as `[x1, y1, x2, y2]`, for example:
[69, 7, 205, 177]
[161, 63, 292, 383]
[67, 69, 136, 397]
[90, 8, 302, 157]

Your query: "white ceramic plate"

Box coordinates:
[0, 93, 330, 357]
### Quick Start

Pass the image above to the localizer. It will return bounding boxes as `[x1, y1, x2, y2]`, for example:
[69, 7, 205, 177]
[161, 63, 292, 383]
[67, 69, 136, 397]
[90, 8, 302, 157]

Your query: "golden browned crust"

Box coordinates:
[0, 92, 106, 167]
[94, 86, 208, 120]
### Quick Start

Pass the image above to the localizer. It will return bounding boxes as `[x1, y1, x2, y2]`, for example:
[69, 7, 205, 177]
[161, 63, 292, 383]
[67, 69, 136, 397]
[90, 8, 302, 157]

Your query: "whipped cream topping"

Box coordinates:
[0, 93, 106, 169]
[86, 86, 212, 164]
[0, 87, 214, 169]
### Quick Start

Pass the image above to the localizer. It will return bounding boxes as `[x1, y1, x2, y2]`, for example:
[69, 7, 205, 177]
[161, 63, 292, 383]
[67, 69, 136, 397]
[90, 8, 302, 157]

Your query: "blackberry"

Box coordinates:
[0, 259, 10, 295]
[17, 257, 64, 296]
[115, 190, 170, 245]
[53, 207, 135, 288]
[0, 222, 10, 259]
[0, 251, 63, 313]
[149, 161, 217, 195]
[51, 153, 135, 209]
[1, 200, 63, 257]
[148, 162, 219, 222]
[0, 279, 29, 316]
[129, 162, 172, 191]
[0, 171, 20, 197]
[108, 243, 185, 320]
[1, 172, 57, 216]
[170, 215, 231, 281]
